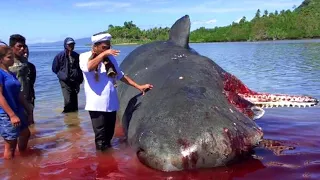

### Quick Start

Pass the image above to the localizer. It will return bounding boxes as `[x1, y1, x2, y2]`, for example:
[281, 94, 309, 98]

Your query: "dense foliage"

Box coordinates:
[104, 21, 170, 44]
[190, 0, 320, 42]
[104, 0, 320, 44]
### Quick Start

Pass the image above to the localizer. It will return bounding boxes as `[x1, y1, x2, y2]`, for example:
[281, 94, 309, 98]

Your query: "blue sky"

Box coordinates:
[0, 0, 303, 44]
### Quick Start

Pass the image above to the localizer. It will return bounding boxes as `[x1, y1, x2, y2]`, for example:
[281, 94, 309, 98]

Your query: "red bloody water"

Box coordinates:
[0, 108, 319, 180]
[0, 75, 319, 179]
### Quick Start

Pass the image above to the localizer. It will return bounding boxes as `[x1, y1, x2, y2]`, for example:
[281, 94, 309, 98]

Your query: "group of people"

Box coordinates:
[0, 32, 153, 159]
[0, 35, 36, 159]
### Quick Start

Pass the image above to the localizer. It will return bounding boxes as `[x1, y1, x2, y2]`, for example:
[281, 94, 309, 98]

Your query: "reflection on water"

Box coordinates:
[0, 40, 320, 179]
[0, 120, 267, 180]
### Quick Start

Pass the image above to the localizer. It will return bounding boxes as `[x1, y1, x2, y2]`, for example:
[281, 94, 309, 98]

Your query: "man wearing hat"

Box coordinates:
[52, 37, 83, 113]
[79, 32, 153, 151]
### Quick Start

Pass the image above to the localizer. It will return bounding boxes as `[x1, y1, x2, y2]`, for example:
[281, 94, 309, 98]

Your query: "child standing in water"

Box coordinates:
[0, 46, 33, 159]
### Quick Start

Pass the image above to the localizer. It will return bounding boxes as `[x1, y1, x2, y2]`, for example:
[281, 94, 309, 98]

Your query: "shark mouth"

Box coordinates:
[222, 72, 319, 120]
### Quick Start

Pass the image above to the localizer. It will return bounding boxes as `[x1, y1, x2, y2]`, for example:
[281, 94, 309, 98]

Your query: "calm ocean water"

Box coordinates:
[0, 40, 319, 179]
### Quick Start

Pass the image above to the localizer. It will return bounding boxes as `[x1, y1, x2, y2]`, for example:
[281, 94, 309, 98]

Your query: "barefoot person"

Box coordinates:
[79, 32, 153, 151]
[0, 46, 33, 159]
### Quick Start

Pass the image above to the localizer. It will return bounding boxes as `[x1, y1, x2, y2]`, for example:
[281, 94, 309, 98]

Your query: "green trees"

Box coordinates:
[103, 21, 169, 44]
[103, 0, 319, 44]
[190, 0, 320, 42]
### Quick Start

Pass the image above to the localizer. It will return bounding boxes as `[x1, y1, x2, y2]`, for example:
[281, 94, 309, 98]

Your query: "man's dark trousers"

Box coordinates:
[59, 80, 80, 113]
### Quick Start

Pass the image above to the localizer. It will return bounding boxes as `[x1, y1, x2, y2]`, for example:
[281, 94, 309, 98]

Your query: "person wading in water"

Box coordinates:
[52, 37, 83, 113]
[79, 32, 153, 151]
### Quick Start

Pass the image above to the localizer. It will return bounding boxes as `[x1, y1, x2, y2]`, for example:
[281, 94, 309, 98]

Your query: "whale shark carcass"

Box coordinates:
[116, 15, 319, 172]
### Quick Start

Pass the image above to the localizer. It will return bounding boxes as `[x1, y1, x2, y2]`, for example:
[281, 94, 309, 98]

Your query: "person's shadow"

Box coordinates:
[121, 89, 150, 137]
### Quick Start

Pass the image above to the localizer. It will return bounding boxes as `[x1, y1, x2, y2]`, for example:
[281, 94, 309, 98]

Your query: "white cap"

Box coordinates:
[91, 33, 112, 44]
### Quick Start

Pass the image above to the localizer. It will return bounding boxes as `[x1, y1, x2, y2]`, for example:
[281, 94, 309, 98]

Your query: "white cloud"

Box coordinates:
[150, 7, 256, 14]
[242, 0, 301, 8]
[234, 17, 242, 23]
[73, 0, 301, 14]
[192, 19, 217, 25]
[73, 0, 255, 13]
[147, 0, 301, 14]
[74, 2, 104, 7]
[205, 19, 217, 24]
[139, 0, 170, 4]
[74, 1, 131, 8]
[27, 38, 58, 44]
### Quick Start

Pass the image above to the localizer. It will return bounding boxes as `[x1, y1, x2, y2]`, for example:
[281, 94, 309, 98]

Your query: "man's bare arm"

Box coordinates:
[120, 75, 153, 95]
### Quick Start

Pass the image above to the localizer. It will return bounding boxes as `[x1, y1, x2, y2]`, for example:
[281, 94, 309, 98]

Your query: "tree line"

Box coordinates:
[105, 21, 170, 44]
[103, 0, 320, 44]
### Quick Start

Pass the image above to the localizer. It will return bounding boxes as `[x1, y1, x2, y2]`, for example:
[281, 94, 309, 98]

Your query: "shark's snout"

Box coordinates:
[134, 128, 263, 172]
[136, 134, 202, 171]
[135, 131, 181, 171]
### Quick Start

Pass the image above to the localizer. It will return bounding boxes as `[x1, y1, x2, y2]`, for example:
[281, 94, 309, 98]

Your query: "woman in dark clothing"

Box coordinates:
[52, 37, 83, 113]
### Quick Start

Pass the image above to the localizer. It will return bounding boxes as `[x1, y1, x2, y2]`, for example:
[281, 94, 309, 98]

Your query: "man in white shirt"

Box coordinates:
[79, 32, 153, 151]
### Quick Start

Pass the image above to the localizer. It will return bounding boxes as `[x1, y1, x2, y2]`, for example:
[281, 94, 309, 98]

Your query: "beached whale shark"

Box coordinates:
[116, 15, 319, 172]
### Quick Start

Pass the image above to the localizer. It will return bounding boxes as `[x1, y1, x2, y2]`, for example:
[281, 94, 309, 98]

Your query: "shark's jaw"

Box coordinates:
[222, 72, 318, 120]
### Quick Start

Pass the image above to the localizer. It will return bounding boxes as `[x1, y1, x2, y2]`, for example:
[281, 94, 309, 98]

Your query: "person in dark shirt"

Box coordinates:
[52, 37, 83, 113]
[8, 34, 34, 124]
[23, 45, 36, 107]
